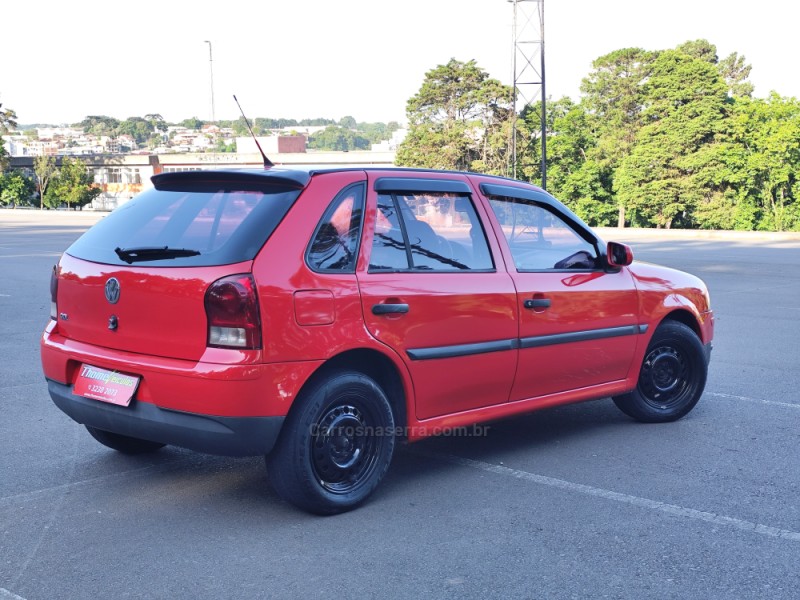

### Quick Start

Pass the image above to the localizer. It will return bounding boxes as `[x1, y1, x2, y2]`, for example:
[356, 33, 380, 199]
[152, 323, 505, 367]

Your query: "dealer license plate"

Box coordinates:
[73, 364, 140, 407]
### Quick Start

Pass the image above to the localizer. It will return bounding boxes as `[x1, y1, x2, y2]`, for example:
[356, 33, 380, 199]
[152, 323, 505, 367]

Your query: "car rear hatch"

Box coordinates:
[54, 169, 308, 361]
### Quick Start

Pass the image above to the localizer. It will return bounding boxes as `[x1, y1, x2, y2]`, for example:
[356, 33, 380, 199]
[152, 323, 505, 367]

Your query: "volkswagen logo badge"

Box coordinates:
[104, 277, 121, 304]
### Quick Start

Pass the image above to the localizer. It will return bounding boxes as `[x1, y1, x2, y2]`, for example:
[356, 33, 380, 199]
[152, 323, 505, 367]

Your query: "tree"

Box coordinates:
[144, 113, 167, 133]
[723, 94, 800, 231]
[0, 101, 17, 134]
[33, 155, 56, 210]
[213, 138, 237, 153]
[180, 117, 203, 130]
[355, 121, 400, 144]
[0, 101, 16, 172]
[118, 117, 155, 146]
[615, 48, 729, 228]
[580, 47, 656, 226]
[79, 115, 120, 136]
[718, 52, 754, 98]
[0, 171, 35, 207]
[396, 58, 513, 173]
[45, 157, 100, 210]
[338, 115, 357, 129]
[536, 97, 616, 226]
[308, 126, 369, 151]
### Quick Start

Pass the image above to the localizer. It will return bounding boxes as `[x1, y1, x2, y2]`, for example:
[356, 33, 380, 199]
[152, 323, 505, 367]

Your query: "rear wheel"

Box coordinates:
[613, 321, 708, 423]
[85, 426, 166, 454]
[266, 370, 395, 515]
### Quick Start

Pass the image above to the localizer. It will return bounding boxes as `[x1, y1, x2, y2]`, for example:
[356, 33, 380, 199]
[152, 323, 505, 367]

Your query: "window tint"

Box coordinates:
[66, 185, 301, 267]
[369, 192, 493, 272]
[488, 197, 599, 271]
[307, 184, 365, 272]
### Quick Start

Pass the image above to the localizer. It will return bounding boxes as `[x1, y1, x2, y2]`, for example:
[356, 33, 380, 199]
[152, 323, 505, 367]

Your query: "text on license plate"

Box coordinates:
[73, 364, 140, 407]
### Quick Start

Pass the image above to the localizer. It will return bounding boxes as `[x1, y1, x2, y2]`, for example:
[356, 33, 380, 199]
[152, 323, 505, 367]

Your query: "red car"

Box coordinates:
[41, 167, 714, 514]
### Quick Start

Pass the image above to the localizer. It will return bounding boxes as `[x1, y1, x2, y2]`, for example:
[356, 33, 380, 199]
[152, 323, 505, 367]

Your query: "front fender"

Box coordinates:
[628, 261, 714, 345]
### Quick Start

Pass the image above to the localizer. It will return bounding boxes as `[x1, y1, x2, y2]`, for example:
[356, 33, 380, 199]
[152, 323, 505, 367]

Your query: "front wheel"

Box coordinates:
[85, 426, 166, 454]
[266, 371, 396, 515]
[613, 321, 708, 423]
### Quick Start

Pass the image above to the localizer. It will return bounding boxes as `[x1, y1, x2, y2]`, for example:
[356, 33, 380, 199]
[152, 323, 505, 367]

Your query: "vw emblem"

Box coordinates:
[104, 278, 120, 304]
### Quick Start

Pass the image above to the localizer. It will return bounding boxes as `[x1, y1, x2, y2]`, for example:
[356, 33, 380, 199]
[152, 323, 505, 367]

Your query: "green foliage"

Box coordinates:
[80, 115, 121, 136]
[144, 114, 167, 132]
[44, 158, 100, 210]
[117, 117, 155, 146]
[504, 37, 791, 231]
[578, 47, 657, 225]
[356, 121, 401, 144]
[308, 126, 370, 151]
[213, 138, 237, 153]
[179, 117, 203, 130]
[615, 49, 729, 228]
[33, 155, 56, 209]
[0, 102, 17, 135]
[0, 101, 17, 172]
[0, 170, 35, 206]
[338, 115, 357, 129]
[724, 94, 800, 231]
[718, 52, 754, 98]
[397, 58, 513, 174]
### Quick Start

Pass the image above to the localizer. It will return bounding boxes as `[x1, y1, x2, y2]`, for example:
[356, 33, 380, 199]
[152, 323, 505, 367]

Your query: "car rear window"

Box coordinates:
[66, 185, 302, 267]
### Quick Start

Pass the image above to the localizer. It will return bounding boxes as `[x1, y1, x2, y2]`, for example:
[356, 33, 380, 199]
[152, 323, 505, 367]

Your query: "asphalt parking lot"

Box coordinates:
[1, 210, 799, 599]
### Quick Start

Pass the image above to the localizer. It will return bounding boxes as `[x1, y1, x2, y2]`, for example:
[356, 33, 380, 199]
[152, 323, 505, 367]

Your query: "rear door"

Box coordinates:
[478, 182, 641, 402]
[357, 174, 518, 420]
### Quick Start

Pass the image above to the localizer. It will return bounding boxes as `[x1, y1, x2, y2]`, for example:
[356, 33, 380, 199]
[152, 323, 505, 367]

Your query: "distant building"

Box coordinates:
[235, 135, 307, 155]
[8, 149, 396, 211]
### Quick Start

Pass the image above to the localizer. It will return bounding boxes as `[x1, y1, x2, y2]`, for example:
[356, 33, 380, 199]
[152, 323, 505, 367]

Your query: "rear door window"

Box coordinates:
[368, 192, 493, 272]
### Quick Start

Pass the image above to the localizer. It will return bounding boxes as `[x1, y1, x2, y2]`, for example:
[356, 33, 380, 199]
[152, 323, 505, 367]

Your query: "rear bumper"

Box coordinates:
[47, 378, 284, 456]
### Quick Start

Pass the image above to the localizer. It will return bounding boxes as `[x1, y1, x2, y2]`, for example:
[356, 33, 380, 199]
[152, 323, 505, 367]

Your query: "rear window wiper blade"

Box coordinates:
[114, 246, 201, 264]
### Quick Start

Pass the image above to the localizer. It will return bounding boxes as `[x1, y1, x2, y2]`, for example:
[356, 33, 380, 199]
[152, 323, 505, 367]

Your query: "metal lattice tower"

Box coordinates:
[508, 0, 546, 187]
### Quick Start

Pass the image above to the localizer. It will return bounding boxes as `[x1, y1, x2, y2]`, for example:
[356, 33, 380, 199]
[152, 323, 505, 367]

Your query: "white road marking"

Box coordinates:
[707, 391, 800, 409]
[0, 458, 190, 508]
[412, 450, 800, 542]
[0, 589, 28, 600]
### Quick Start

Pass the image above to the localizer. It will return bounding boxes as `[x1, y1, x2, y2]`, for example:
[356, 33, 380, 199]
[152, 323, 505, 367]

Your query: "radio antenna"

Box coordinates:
[233, 94, 274, 168]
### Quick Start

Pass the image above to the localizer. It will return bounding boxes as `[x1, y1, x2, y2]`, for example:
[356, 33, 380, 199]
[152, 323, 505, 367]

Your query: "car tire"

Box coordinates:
[266, 370, 396, 515]
[85, 425, 166, 454]
[613, 320, 708, 423]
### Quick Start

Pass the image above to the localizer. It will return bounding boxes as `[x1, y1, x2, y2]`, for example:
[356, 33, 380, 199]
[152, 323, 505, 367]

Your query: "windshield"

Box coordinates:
[67, 185, 301, 267]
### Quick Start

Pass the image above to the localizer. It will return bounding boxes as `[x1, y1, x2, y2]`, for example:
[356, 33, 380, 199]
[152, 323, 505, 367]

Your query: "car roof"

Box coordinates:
[151, 165, 546, 195]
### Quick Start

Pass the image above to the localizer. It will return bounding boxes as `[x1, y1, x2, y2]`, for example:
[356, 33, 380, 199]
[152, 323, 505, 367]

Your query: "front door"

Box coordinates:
[481, 187, 641, 402]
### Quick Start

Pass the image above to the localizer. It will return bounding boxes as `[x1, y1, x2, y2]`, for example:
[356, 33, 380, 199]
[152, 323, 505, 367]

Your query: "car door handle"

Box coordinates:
[372, 303, 409, 315]
[524, 298, 551, 309]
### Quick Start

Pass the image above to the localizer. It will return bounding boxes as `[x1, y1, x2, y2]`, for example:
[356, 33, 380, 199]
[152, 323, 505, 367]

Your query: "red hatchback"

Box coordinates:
[41, 167, 714, 514]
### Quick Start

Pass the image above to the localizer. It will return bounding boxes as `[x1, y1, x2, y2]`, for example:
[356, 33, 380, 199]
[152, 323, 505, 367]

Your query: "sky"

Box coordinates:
[2, 0, 799, 126]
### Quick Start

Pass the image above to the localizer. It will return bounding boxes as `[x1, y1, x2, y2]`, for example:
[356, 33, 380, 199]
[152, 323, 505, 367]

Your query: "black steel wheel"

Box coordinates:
[85, 425, 165, 454]
[266, 370, 396, 515]
[613, 320, 708, 423]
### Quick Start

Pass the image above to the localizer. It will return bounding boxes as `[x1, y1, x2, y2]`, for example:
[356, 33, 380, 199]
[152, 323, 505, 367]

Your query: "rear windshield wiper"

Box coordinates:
[114, 246, 201, 264]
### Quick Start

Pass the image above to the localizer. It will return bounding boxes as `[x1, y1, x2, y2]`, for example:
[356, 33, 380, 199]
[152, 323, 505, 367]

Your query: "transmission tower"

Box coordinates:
[508, 0, 546, 188]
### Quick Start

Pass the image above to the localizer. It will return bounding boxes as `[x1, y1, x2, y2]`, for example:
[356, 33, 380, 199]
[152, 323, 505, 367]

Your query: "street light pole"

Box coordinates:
[204, 40, 216, 125]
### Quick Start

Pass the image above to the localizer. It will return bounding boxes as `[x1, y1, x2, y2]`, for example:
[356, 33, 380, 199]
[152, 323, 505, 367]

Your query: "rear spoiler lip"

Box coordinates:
[151, 169, 311, 191]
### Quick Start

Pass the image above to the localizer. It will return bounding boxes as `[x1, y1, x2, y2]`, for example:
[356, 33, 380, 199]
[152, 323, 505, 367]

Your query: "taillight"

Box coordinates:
[50, 265, 58, 320]
[204, 274, 262, 349]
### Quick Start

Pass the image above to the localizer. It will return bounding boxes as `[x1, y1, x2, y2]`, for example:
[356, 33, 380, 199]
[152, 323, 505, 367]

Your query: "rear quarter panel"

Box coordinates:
[253, 170, 390, 364]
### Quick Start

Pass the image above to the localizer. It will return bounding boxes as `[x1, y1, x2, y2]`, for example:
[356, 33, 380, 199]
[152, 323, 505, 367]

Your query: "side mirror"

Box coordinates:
[606, 241, 634, 267]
